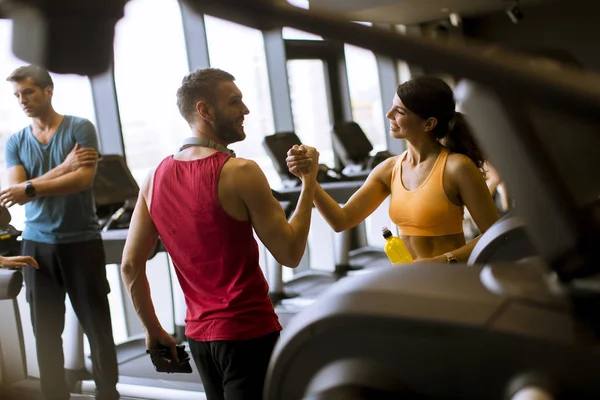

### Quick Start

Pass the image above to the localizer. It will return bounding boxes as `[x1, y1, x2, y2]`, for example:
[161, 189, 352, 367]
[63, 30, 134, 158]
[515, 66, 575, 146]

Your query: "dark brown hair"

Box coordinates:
[6, 65, 53, 89]
[176, 68, 235, 123]
[397, 75, 485, 171]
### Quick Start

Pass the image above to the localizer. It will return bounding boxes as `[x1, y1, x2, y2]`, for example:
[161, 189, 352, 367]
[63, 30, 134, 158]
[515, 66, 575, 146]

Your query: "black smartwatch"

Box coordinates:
[25, 181, 36, 197]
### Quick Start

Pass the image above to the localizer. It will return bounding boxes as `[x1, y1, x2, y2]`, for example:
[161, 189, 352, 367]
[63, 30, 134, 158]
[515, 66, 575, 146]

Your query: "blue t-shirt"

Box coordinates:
[5, 115, 101, 244]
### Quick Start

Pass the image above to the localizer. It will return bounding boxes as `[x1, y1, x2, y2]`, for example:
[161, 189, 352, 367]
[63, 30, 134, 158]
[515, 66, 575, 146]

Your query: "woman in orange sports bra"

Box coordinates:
[286, 76, 500, 263]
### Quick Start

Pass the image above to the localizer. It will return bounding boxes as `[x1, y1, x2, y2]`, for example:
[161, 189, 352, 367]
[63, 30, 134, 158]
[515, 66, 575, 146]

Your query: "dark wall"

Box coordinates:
[462, 0, 600, 71]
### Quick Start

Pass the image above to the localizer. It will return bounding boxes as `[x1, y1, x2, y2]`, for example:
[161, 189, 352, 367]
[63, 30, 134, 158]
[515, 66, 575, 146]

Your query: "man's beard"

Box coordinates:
[214, 111, 245, 144]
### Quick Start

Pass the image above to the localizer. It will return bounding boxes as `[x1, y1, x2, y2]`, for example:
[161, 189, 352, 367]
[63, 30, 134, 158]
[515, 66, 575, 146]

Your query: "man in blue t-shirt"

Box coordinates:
[2, 65, 119, 400]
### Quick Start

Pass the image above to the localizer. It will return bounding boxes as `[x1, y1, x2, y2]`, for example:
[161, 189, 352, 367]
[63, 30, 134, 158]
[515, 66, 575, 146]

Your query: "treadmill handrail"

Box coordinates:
[277, 181, 363, 205]
[0, 270, 23, 300]
[467, 214, 530, 265]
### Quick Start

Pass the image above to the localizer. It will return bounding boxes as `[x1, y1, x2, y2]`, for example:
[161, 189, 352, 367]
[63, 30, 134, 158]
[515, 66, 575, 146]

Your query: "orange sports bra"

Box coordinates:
[389, 148, 464, 237]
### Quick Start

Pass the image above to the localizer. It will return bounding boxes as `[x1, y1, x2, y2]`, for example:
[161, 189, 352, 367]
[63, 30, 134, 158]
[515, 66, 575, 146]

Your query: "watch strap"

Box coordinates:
[444, 252, 458, 263]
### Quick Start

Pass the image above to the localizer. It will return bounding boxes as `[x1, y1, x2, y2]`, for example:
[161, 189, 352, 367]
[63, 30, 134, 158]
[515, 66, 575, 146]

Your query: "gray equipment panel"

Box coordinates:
[468, 214, 537, 265]
[265, 264, 599, 399]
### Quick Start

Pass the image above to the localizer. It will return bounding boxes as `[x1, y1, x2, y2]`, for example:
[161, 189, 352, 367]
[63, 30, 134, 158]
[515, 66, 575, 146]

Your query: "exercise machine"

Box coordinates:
[331, 121, 394, 179]
[0, 208, 28, 398]
[263, 131, 351, 187]
[0, 236, 29, 400]
[467, 213, 538, 265]
[265, 259, 600, 399]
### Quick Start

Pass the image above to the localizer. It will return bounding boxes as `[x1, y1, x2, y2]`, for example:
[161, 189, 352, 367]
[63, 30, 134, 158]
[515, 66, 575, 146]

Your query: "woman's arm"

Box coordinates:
[313, 168, 391, 232]
[0, 255, 38, 269]
[288, 149, 396, 232]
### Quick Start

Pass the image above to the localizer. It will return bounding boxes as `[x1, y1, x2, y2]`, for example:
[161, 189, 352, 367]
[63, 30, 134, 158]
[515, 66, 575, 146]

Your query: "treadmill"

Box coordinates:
[331, 121, 394, 179]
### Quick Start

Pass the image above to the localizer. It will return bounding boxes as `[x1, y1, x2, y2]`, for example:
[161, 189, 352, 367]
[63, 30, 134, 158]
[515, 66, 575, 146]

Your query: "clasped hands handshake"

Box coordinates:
[285, 145, 320, 180]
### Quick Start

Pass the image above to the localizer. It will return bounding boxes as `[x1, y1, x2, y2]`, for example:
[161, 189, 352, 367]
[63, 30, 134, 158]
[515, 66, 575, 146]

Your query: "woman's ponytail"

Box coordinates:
[440, 111, 486, 173]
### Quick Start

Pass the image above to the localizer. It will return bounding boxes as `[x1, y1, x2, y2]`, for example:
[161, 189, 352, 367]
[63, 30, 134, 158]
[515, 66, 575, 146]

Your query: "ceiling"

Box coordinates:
[304, 0, 557, 25]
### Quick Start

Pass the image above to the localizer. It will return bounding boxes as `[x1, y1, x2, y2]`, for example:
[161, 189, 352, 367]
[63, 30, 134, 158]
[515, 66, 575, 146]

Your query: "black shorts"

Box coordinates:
[188, 331, 280, 400]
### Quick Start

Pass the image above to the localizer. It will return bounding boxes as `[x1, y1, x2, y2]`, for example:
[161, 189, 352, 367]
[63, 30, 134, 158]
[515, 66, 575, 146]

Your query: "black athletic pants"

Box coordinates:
[188, 331, 280, 400]
[23, 239, 119, 400]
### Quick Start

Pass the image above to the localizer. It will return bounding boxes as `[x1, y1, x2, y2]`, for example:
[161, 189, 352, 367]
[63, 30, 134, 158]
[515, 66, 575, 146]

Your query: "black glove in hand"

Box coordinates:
[146, 344, 193, 374]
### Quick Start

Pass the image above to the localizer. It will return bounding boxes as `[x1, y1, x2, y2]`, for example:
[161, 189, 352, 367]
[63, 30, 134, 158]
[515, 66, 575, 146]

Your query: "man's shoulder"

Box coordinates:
[224, 156, 261, 173]
[62, 116, 98, 146]
[64, 115, 93, 128]
[222, 156, 267, 186]
[7, 126, 29, 144]
[220, 156, 270, 200]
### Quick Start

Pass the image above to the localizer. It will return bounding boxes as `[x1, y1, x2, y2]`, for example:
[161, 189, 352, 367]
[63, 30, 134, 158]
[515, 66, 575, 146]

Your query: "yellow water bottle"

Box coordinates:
[382, 226, 413, 264]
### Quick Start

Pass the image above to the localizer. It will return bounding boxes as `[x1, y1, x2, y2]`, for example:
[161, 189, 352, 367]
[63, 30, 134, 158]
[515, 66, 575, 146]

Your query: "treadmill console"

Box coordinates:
[263, 132, 358, 187]
[332, 121, 394, 174]
[93, 155, 140, 229]
[0, 225, 21, 258]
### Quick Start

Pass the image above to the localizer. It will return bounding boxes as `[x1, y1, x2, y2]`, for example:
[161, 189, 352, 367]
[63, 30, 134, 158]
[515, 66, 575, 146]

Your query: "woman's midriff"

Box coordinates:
[402, 233, 466, 259]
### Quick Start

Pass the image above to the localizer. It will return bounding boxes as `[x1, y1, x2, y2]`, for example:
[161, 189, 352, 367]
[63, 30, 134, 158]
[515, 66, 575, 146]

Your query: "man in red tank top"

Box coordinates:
[120, 68, 319, 400]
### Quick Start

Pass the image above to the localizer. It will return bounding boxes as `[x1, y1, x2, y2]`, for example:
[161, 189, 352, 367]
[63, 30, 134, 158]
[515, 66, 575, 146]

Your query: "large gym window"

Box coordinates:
[344, 44, 386, 152]
[0, 20, 97, 232]
[343, 43, 395, 246]
[113, 0, 190, 185]
[286, 59, 335, 167]
[204, 16, 279, 186]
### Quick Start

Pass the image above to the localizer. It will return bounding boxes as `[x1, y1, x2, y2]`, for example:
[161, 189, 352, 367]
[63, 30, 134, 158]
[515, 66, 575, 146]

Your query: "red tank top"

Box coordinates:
[150, 152, 281, 341]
